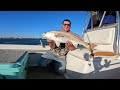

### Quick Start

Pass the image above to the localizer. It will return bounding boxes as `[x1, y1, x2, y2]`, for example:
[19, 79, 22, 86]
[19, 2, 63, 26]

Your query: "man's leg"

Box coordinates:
[39, 57, 53, 67]
[54, 56, 67, 75]
[39, 51, 55, 67]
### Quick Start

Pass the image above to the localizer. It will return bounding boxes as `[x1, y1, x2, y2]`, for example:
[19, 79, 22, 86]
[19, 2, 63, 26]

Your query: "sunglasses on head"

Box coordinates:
[63, 24, 71, 26]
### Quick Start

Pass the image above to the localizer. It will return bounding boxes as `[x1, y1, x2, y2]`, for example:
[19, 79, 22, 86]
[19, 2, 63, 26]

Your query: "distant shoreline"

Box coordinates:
[0, 38, 46, 40]
[0, 38, 48, 45]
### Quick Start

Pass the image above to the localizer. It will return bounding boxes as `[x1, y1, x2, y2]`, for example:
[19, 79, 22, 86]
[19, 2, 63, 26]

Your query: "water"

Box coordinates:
[0, 38, 49, 45]
[0, 38, 85, 49]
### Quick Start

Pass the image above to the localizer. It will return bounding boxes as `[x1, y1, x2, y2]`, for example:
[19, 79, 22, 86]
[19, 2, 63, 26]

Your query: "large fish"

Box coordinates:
[42, 30, 97, 51]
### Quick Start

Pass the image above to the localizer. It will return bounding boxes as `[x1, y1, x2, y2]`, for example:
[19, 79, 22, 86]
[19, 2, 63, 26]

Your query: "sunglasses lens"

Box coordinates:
[63, 24, 70, 26]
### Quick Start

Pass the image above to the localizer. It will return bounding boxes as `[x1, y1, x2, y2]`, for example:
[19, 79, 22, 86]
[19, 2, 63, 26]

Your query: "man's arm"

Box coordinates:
[47, 39, 56, 49]
[65, 41, 76, 51]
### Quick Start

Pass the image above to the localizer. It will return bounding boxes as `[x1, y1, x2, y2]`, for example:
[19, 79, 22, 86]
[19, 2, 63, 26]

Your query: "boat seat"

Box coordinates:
[92, 52, 117, 56]
[84, 23, 118, 52]
[89, 51, 118, 60]
[67, 48, 118, 62]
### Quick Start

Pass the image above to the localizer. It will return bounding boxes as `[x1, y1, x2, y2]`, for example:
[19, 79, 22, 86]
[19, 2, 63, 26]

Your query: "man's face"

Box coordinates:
[62, 21, 71, 32]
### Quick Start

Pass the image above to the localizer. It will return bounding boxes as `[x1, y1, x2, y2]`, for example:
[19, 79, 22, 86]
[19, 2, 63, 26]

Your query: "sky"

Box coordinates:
[0, 11, 90, 38]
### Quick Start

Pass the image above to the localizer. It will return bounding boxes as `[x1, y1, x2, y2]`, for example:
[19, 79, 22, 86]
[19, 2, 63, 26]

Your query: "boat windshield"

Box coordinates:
[87, 11, 116, 29]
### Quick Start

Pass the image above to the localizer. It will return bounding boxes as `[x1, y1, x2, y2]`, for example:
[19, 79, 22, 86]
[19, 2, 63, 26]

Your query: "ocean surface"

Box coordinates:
[0, 39, 49, 45]
[0, 38, 85, 49]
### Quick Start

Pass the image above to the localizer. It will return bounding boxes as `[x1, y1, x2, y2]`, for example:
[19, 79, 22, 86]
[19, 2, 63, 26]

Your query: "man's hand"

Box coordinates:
[66, 41, 76, 51]
[47, 39, 54, 43]
[46, 39, 56, 49]
[66, 41, 73, 46]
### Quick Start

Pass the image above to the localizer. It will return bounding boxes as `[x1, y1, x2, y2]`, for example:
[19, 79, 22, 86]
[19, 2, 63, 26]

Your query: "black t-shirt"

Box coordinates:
[54, 43, 65, 49]
[59, 43, 65, 49]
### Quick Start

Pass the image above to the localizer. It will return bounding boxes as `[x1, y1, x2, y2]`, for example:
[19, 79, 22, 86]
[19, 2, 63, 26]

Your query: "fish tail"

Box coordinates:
[87, 43, 97, 51]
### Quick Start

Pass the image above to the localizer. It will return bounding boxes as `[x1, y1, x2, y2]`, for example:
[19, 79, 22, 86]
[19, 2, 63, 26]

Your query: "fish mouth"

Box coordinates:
[42, 33, 46, 38]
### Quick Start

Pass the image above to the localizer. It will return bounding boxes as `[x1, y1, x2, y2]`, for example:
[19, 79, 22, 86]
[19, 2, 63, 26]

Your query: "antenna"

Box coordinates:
[99, 11, 106, 27]
[117, 11, 120, 54]
[81, 11, 89, 38]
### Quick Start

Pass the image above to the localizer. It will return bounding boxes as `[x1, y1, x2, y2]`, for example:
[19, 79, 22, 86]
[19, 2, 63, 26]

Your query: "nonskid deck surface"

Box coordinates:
[0, 49, 26, 63]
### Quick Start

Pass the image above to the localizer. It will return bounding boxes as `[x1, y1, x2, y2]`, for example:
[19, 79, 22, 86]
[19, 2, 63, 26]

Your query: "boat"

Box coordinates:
[0, 11, 120, 79]
[65, 11, 120, 79]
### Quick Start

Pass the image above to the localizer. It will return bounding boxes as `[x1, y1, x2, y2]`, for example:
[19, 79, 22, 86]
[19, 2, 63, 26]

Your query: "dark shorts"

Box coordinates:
[39, 51, 67, 75]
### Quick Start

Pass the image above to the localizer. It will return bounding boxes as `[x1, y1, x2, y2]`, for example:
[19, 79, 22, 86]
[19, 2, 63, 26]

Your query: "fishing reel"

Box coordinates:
[54, 48, 61, 56]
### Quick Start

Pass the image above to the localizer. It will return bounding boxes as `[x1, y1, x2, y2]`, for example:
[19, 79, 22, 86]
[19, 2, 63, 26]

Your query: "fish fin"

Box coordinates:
[55, 33, 64, 37]
[72, 43, 78, 48]
[54, 41, 60, 47]
[87, 43, 97, 51]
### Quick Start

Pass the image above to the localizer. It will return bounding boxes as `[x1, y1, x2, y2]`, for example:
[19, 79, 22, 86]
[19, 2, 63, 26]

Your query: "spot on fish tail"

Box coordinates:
[55, 33, 64, 37]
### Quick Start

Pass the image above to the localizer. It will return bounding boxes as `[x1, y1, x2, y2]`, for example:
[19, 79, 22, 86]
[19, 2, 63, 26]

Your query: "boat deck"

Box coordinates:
[27, 66, 66, 79]
[0, 49, 66, 79]
[0, 50, 27, 63]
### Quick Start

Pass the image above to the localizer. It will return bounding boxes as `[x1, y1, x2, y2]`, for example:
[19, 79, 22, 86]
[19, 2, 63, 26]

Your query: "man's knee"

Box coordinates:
[54, 61, 66, 75]
[39, 57, 52, 67]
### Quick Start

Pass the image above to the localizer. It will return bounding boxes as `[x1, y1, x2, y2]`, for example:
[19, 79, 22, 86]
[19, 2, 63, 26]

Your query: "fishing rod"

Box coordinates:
[82, 11, 95, 58]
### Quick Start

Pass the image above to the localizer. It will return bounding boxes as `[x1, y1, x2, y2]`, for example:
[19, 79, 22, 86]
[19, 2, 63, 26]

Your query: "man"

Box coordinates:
[40, 19, 77, 75]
